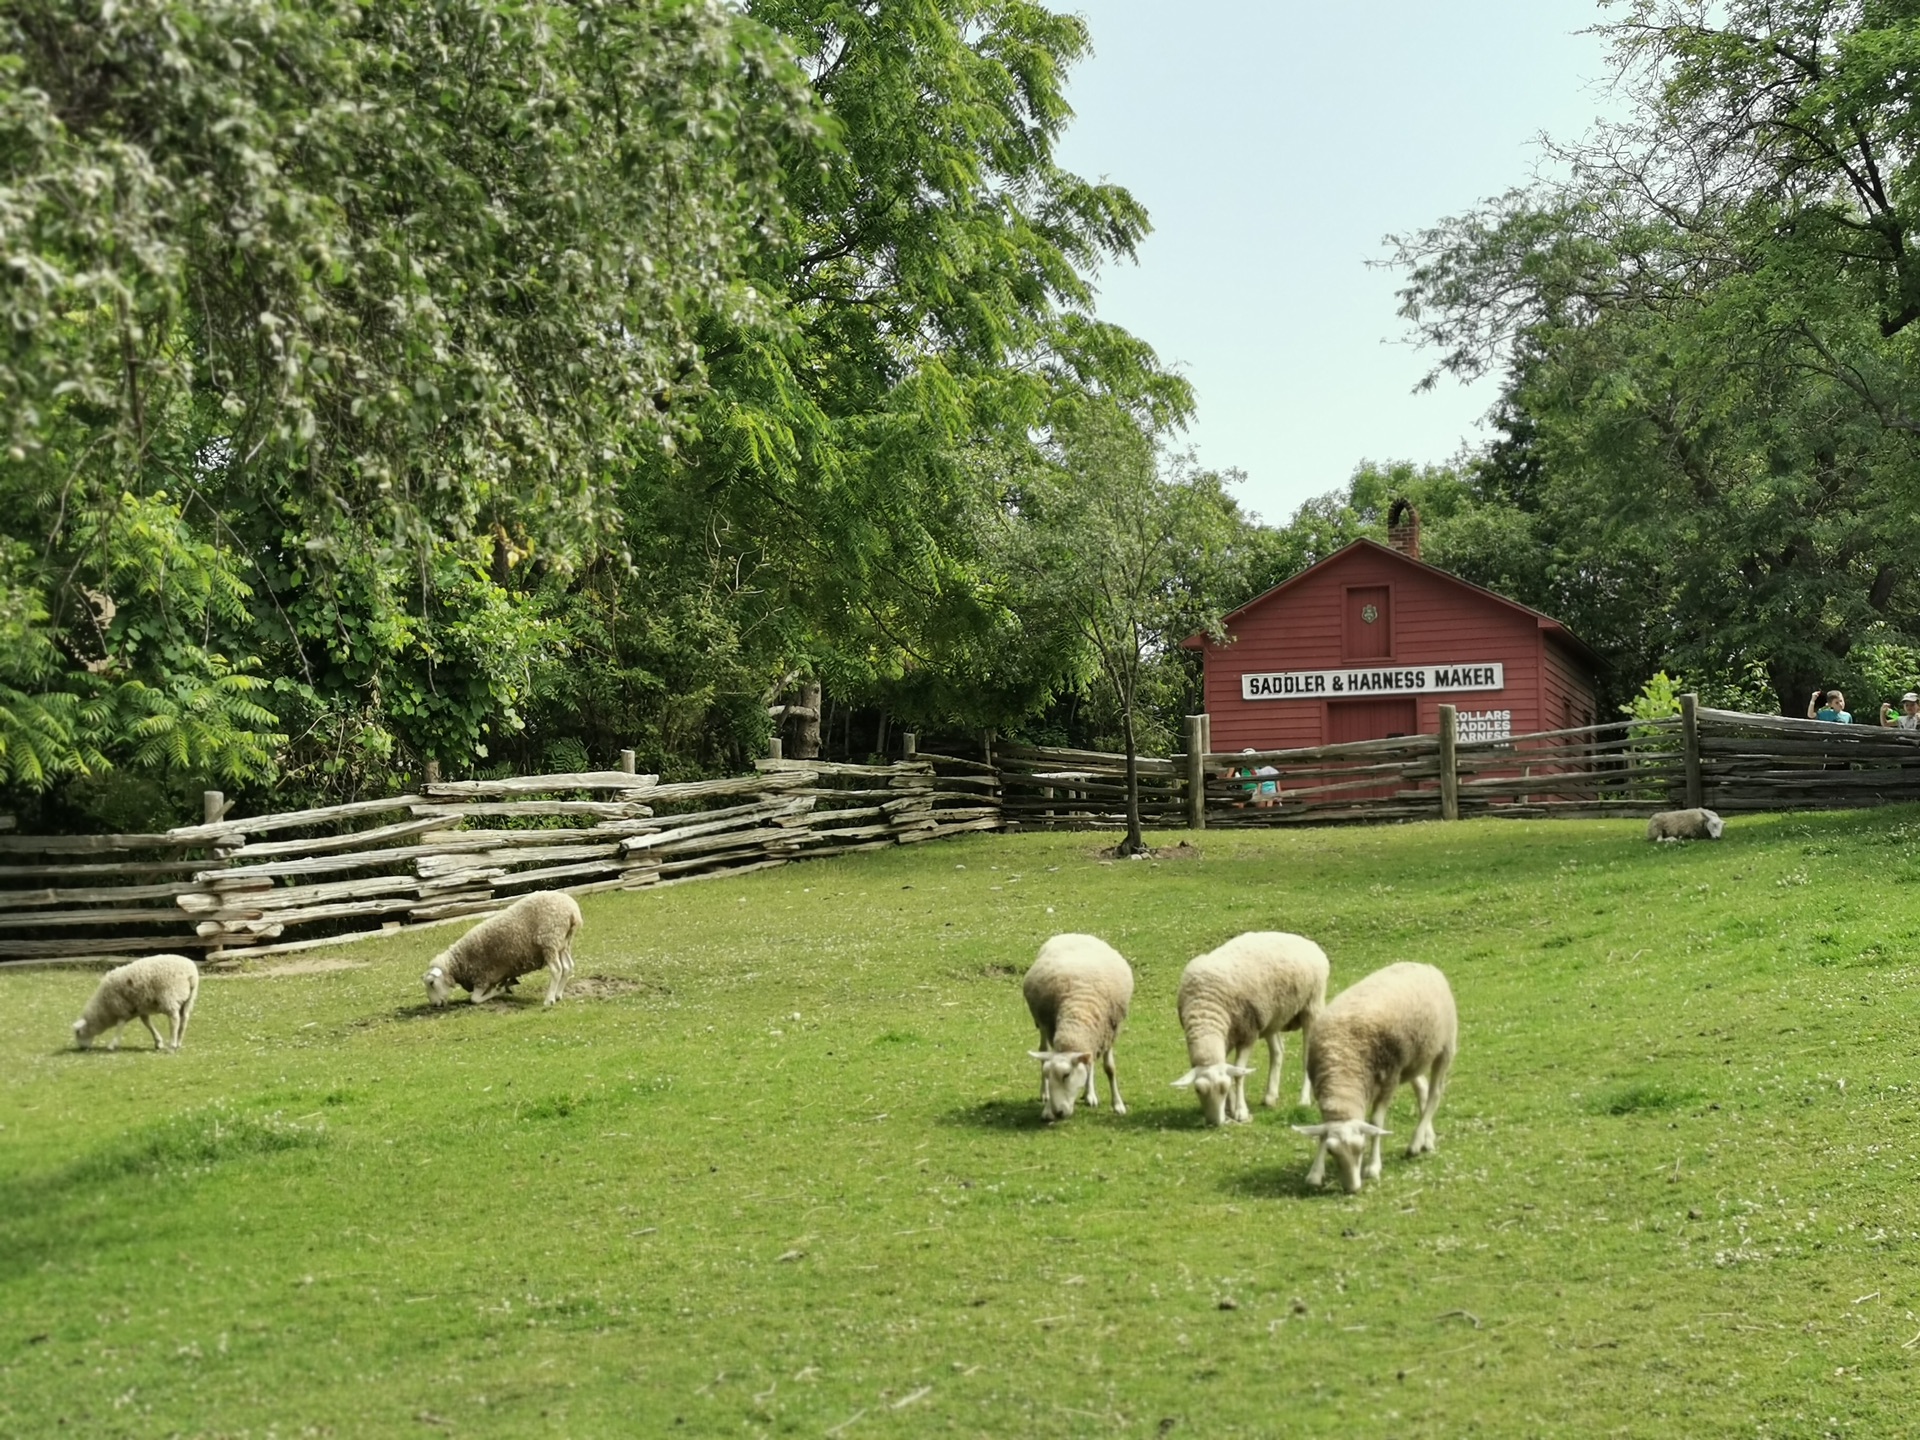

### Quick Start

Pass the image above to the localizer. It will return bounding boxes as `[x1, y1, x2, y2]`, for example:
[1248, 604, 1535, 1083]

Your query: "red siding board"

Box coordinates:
[1202, 543, 1599, 751]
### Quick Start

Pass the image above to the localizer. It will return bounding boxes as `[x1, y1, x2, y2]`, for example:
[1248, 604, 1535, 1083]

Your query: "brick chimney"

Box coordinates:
[1386, 498, 1420, 560]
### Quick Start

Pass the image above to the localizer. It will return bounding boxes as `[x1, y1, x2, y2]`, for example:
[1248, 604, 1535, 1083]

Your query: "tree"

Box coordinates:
[1002, 401, 1246, 854]
[0, 0, 817, 799]
[1387, 0, 1920, 714]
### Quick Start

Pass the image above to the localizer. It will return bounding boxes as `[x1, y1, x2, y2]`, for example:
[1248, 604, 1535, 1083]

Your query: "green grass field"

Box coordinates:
[5, 811, 1918, 1437]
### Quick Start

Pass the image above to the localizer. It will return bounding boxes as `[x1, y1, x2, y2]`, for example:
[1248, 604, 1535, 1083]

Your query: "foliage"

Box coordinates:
[6, 817, 1920, 1431]
[1000, 400, 1247, 850]
[1386, 0, 1920, 720]
[0, 0, 818, 801]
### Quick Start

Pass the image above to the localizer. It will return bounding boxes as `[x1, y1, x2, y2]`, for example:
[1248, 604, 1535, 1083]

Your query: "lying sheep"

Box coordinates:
[1172, 931, 1327, 1125]
[1022, 933, 1134, 1121]
[1293, 961, 1456, 1193]
[424, 891, 582, 1008]
[1648, 807, 1724, 842]
[73, 953, 200, 1052]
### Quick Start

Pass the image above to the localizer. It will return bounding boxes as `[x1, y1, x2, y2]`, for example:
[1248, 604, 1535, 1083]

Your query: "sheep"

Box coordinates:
[423, 890, 582, 1008]
[1292, 961, 1456, 1193]
[1647, 807, 1724, 842]
[72, 954, 200, 1052]
[1171, 931, 1327, 1125]
[1022, 933, 1134, 1121]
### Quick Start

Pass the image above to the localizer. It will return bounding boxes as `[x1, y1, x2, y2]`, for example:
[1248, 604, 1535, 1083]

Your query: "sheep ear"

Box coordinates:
[1171, 1069, 1198, 1088]
[1293, 1123, 1332, 1137]
[1357, 1123, 1391, 1137]
[1226, 1064, 1255, 1078]
[1028, 1050, 1054, 1062]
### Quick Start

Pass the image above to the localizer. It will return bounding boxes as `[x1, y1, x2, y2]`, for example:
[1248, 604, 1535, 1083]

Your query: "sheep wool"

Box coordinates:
[1173, 931, 1328, 1125]
[424, 891, 582, 1007]
[73, 953, 200, 1052]
[1021, 933, 1134, 1121]
[1647, 808, 1724, 842]
[1294, 961, 1456, 1193]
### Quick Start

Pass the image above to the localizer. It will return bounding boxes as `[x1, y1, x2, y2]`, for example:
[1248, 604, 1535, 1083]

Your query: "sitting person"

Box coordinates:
[1808, 688, 1852, 724]
[1881, 692, 1920, 731]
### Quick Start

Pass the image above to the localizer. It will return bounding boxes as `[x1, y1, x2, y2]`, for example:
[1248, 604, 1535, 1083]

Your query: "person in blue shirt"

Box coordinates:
[1808, 688, 1852, 723]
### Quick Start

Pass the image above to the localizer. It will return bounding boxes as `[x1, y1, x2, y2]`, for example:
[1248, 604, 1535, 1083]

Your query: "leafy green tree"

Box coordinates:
[1001, 401, 1246, 854]
[1387, 0, 1920, 717]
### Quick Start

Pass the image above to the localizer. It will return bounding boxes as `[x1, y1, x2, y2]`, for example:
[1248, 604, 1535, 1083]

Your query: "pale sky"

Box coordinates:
[1054, 1, 1624, 525]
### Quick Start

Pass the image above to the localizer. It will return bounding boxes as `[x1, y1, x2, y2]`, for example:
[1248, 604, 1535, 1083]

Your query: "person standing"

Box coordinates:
[1808, 689, 1852, 723]
[1880, 692, 1920, 730]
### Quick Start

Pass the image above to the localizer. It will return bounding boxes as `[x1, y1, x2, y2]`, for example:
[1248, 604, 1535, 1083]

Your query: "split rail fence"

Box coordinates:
[0, 755, 995, 967]
[10, 699, 1920, 966]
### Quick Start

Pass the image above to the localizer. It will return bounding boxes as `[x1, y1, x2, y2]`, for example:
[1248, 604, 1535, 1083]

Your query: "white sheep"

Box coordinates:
[1647, 807, 1724, 841]
[1172, 931, 1327, 1125]
[423, 891, 582, 1007]
[1022, 933, 1134, 1121]
[72, 953, 200, 1052]
[1293, 961, 1456, 1193]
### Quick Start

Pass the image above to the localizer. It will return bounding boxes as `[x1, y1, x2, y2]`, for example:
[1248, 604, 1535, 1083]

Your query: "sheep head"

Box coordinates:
[423, 957, 455, 1007]
[71, 1017, 95, 1050]
[1171, 1063, 1255, 1126]
[1293, 1119, 1389, 1193]
[1029, 1049, 1093, 1121]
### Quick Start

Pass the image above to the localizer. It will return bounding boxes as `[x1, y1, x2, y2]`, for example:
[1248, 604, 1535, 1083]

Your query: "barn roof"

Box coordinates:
[1184, 538, 1602, 669]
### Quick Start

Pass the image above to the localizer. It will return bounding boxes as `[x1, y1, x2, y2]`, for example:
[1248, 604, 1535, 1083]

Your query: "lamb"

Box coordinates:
[423, 890, 582, 1007]
[1022, 933, 1134, 1121]
[1293, 961, 1456, 1193]
[1172, 931, 1327, 1125]
[72, 953, 200, 1052]
[1647, 807, 1724, 842]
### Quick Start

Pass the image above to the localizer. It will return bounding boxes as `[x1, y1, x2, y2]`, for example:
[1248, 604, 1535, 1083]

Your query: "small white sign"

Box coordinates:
[1457, 708, 1512, 742]
[1239, 663, 1505, 701]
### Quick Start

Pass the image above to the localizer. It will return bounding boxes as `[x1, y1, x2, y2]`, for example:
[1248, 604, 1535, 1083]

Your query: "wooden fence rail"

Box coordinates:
[11, 698, 1920, 965]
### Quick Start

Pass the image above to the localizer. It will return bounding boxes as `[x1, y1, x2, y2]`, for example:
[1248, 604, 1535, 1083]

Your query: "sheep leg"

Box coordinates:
[1366, 1096, 1390, 1182]
[470, 983, 494, 1004]
[1083, 1056, 1098, 1109]
[1412, 1051, 1451, 1155]
[1305, 1136, 1329, 1188]
[1263, 1033, 1285, 1109]
[543, 946, 565, 1006]
[1230, 1044, 1252, 1122]
[175, 988, 196, 1050]
[1036, 1028, 1051, 1101]
[141, 1014, 166, 1051]
[1103, 1046, 1126, 1116]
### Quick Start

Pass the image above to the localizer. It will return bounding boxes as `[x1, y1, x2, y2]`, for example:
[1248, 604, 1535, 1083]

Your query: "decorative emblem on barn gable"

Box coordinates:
[1361, 604, 1379, 624]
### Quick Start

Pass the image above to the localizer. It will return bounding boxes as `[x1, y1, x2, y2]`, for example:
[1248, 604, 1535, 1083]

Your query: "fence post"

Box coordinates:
[768, 736, 784, 762]
[1184, 714, 1208, 831]
[1680, 692, 1703, 809]
[619, 748, 636, 776]
[902, 731, 917, 759]
[202, 790, 226, 826]
[1437, 706, 1459, 821]
[423, 759, 440, 785]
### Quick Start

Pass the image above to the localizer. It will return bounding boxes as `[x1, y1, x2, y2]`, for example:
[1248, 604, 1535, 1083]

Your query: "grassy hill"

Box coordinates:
[4, 811, 1917, 1437]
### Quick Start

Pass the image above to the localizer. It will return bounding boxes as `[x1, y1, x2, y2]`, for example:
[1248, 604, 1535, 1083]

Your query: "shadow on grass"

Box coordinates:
[1218, 1162, 1328, 1201]
[941, 1098, 1215, 1133]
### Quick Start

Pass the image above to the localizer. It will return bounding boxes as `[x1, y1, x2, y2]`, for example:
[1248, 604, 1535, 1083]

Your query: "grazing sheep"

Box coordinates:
[1293, 961, 1456, 1193]
[73, 954, 200, 1052]
[1172, 931, 1328, 1125]
[1647, 807, 1724, 842]
[423, 891, 582, 1008]
[1022, 933, 1134, 1121]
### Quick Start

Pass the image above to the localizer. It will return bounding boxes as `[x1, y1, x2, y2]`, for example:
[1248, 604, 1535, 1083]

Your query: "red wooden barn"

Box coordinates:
[1187, 511, 1600, 751]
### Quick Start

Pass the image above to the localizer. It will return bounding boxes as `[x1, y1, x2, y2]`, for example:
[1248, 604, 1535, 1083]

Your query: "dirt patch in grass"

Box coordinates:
[566, 973, 647, 999]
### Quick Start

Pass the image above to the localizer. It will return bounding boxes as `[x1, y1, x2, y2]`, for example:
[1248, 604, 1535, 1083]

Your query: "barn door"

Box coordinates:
[1326, 698, 1418, 744]
[1326, 698, 1420, 799]
[1345, 586, 1392, 659]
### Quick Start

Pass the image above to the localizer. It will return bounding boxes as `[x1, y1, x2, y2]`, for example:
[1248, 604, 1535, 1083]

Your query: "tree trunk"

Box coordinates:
[793, 681, 823, 759]
[1119, 696, 1146, 856]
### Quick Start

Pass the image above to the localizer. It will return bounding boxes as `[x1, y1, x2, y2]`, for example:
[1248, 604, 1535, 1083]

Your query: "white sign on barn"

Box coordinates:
[1239, 662, 1505, 702]
[1457, 708, 1512, 742]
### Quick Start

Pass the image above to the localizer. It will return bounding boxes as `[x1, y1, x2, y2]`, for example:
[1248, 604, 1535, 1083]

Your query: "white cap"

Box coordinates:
[1903, 693, 1918, 703]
